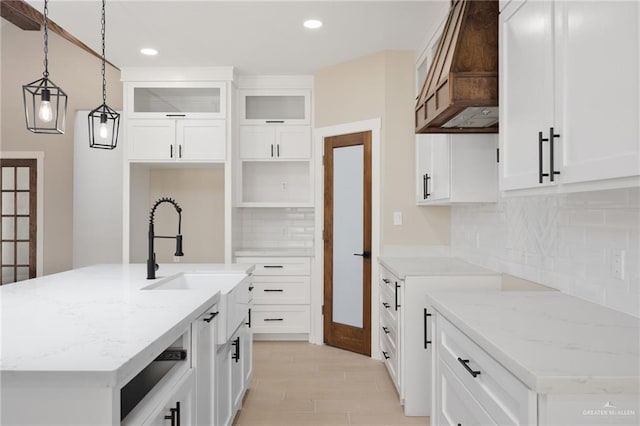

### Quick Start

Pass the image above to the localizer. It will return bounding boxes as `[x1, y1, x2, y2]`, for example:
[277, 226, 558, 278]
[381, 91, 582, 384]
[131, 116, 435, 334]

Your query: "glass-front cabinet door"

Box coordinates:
[239, 89, 310, 125]
[127, 82, 226, 119]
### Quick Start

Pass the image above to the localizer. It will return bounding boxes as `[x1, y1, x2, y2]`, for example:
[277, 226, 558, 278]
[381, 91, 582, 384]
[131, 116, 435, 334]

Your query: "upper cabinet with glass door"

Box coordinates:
[127, 82, 226, 119]
[239, 89, 310, 125]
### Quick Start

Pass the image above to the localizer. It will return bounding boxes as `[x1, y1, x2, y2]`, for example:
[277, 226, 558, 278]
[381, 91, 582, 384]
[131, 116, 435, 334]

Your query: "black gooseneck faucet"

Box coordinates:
[147, 197, 184, 279]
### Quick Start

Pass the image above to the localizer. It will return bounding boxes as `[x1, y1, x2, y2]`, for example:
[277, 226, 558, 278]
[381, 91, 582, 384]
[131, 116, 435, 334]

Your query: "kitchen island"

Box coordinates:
[0, 263, 253, 426]
[427, 291, 640, 425]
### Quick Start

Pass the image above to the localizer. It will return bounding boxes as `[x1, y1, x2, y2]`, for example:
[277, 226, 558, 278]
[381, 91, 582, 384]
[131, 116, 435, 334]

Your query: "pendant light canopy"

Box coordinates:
[22, 0, 68, 134]
[88, 0, 120, 150]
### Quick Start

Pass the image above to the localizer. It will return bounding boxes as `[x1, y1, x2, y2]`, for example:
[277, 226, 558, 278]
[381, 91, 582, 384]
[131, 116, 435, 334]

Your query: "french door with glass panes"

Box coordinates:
[1, 159, 37, 284]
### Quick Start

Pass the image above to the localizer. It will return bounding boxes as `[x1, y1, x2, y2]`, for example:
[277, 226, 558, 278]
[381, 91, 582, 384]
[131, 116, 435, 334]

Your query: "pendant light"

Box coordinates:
[22, 0, 68, 134]
[88, 0, 120, 150]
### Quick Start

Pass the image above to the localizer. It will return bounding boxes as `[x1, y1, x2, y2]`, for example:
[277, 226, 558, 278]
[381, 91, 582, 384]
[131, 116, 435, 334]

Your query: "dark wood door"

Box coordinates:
[323, 131, 372, 356]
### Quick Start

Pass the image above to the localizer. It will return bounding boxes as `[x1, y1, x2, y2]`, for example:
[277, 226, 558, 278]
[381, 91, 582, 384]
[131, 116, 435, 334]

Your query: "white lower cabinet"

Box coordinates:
[215, 343, 233, 426]
[236, 257, 311, 337]
[193, 307, 218, 426]
[144, 370, 196, 426]
[378, 263, 501, 416]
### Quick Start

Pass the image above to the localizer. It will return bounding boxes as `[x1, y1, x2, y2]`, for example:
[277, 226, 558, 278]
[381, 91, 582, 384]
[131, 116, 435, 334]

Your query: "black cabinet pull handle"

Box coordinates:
[266, 120, 285, 124]
[382, 351, 390, 360]
[271, 144, 274, 157]
[203, 311, 219, 323]
[248, 285, 254, 292]
[424, 308, 432, 349]
[164, 401, 180, 426]
[264, 289, 284, 292]
[395, 283, 401, 311]
[170, 144, 174, 159]
[382, 326, 390, 334]
[382, 302, 390, 309]
[425, 173, 431, 199]
[277, 144, 280, 157]
[246, 308, 251, 327]
[179, 144, 182, 159]
[264, 318, 283, 321]
[457, 357, 481, 378]
[538, 131, 549, 183]
[166, 114, 186, 117]
[263, 265, 284, 269]
[232, 336, 240, 362]
[423, 174, 427, 199]
[382, 278, 390, 284]
[549, 127, 561, 182]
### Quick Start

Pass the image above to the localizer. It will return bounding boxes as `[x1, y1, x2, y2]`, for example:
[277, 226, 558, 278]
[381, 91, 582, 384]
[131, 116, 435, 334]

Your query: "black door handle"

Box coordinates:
[232, 336, 240, 362]
[353, 251, 370, 258]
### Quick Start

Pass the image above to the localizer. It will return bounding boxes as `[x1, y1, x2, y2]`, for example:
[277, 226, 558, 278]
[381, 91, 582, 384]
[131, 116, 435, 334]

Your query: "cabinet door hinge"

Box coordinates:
[496, 148, 500, 163]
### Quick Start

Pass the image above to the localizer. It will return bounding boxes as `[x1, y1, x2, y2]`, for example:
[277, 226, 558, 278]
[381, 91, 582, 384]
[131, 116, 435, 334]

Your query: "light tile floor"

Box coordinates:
[233, 341, 429, 426]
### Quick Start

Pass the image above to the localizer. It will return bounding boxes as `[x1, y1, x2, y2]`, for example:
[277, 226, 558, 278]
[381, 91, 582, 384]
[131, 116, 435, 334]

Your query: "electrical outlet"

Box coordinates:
[393, 211, 403, 226]
[612, 250, 625, 280]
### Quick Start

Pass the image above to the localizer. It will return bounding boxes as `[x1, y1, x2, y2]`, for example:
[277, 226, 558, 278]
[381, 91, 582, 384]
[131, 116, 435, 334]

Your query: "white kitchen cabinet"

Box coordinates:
[193, 307, 218, 426]
[500, 0, 639, 192]
[230, 327, 244, 413]
[128, 119, 226, 162]
[237, 256, 311, 337]
[215, 343, 232, 426]
[239, 89, 310, 125]
[239, 125, 311, 160]
[127, 82, 226, 119]
[378, 260, 501, 417]
[143, 370, 196, 426]
[415, 134, 497, 205]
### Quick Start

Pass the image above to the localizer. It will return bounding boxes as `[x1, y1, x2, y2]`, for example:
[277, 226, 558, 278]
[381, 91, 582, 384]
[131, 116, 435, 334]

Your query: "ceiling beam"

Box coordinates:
[0, 0, 119, 70]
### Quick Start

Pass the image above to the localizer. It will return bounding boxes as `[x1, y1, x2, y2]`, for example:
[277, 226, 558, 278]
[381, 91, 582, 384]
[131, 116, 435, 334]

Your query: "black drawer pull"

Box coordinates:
[248, 285, 255, 292]
[457, 357, 481, 378]
[266, 120, 285, 124]
[549, 127, 561, 182]
[203, 311, 219, 323]
[263, 289, 284, 292]
[382, 326, 390, 334]
[166, 114, 186, 117]
[382, 351, 390, 360]
[263, 265, 284, 269]
[264, 318, 284, 321]
[246, 308, 251, 327]
[424, 308, 432, 349]
[382, 278, 390, 284]
[382, 302, 390, 309]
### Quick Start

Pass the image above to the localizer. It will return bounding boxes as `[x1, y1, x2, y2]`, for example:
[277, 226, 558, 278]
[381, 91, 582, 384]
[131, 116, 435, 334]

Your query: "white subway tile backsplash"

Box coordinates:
[239, 207, 314, 250]
[452, 188, 640, 317]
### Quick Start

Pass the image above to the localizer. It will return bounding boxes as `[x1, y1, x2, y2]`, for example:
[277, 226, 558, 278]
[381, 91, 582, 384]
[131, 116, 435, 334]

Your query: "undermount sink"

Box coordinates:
[142, 273, 243, 291]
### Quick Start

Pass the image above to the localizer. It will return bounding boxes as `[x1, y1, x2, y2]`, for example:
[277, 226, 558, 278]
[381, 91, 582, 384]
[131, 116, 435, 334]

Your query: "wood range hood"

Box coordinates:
[415, 0, 498, 134]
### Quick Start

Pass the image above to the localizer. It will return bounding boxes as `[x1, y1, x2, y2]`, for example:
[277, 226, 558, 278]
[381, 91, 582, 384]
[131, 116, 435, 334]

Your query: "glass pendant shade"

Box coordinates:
[88, 103, 120, 149]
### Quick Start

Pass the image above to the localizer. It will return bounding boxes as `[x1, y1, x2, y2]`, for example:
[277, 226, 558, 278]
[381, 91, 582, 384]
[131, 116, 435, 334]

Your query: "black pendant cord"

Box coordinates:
[101, 0, 107, 106]
[42, 0, 49, 79]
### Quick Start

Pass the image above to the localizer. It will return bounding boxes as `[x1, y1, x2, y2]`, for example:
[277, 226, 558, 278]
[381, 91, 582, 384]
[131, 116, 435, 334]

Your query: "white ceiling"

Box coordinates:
[26, 1, 450, 74]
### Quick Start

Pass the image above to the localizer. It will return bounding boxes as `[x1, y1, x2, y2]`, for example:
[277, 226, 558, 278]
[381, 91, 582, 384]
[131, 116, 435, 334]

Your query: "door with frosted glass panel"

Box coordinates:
[323, 131, 371, 356]
[1, 159, 37, 284]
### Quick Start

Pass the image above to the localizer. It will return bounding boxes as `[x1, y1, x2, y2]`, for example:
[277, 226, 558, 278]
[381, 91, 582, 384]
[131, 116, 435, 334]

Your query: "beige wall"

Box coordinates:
[314, 50, 450, 250]
[1, 21, 123, 275]
[149, 168, 225, 264]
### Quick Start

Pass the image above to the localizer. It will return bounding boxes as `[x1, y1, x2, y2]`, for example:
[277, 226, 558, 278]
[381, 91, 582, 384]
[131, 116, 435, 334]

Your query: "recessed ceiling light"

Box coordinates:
[304, 19, 323, 29]
[140, 48, 158, 56]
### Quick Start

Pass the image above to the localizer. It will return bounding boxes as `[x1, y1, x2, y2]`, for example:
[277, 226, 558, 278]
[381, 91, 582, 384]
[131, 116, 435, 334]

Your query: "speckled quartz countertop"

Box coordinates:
[427, 291, 640, 394]
[379, 257, 499, 279]
[0, 263, 252, 387]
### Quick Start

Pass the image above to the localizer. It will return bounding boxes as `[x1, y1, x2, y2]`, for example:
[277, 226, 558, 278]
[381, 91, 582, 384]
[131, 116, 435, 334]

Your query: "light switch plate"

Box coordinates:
[393, 211, 402, 226]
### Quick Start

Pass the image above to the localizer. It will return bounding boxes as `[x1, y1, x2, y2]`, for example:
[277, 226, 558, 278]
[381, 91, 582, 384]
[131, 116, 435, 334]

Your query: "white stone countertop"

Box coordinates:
[426, 291, 640, 394]
[0, 263, 252, 387]
[379, 257, 499, 279]
[235, 248, 314, 257]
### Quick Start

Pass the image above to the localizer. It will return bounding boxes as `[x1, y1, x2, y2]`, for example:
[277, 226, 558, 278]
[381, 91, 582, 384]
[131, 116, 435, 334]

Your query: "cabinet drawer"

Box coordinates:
[380, 318, 398, 353]
[380, 333, 399, 392]
[237, 257, 311, 276]
[438, 315, 536, 425]
[379, 284, 398, 325]
[251, 305, 310, 333]
[252, 276, 310, 305]
[437, 359, 496, 425]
